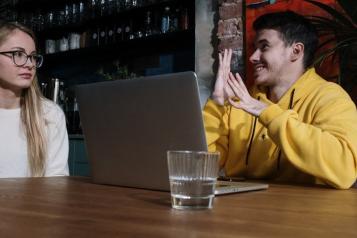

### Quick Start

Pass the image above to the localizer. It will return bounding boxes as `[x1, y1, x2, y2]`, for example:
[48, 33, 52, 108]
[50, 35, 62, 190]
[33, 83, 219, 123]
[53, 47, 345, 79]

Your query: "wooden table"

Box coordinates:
[0, 177, 356, 237]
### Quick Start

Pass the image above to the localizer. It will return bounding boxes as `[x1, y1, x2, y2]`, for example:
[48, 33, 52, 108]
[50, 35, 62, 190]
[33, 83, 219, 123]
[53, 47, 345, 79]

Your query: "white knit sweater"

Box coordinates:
[0, 100, 69, 177]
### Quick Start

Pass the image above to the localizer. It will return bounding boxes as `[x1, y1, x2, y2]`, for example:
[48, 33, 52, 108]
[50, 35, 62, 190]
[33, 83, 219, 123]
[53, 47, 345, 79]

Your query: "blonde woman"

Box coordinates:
[0, 20, 69, 177]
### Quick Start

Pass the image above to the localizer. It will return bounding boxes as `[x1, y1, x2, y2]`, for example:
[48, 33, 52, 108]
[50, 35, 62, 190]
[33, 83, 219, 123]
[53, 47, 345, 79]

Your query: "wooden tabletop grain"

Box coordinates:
[0, 177, 356, 238]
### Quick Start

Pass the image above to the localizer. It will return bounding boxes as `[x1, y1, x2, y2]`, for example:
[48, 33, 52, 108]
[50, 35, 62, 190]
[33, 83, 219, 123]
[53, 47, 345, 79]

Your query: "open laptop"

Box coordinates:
[75, 71, 268, 195]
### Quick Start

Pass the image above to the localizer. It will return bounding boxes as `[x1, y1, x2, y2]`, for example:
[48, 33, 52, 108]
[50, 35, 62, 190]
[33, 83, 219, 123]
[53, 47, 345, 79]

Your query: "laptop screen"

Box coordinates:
[76, 71, 207, 191]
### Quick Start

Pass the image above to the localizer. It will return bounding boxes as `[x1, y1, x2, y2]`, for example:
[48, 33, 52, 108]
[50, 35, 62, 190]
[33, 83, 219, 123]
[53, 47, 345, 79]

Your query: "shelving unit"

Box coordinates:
[6, 0, 197, 176]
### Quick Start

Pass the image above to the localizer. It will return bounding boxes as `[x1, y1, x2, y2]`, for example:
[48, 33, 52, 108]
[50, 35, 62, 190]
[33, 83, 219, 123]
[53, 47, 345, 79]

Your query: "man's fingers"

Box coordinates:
[223, 48, 232, 66]
[218, 52, 223, 67]
[228, 76, 244, 99]
[234, 73, 249, 93]
[228, 73, 245, 95]
[228, 97, 242, 109]
[228, 73, 240, 88]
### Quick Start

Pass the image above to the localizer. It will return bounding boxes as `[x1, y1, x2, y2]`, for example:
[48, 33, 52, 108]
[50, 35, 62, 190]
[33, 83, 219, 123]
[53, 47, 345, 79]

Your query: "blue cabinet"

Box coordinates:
[68, 136, 90, 176]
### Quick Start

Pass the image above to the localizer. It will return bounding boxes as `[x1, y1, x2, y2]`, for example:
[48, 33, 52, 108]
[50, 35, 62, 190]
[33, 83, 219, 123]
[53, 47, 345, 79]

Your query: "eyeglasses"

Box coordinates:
[0, 50, 43, 68]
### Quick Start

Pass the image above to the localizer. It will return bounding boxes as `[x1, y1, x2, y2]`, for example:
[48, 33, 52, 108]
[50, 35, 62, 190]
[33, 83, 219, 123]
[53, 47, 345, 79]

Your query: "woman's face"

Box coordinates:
[0, 29, 37, 94]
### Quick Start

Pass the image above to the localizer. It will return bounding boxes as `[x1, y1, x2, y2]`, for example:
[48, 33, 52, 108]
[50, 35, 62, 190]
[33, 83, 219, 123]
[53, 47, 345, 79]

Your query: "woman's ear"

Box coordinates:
[290, 42, 304, 62]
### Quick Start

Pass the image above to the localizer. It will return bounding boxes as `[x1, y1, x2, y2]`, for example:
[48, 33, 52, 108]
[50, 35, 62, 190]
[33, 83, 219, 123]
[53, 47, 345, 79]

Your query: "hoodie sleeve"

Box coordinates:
[259, 85, 357, 189]
[203, 98, 231, 168]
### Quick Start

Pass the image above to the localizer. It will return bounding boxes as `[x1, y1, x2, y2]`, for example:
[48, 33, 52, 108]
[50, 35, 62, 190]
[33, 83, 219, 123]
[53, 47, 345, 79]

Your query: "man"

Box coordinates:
[203, 11, 357, 189]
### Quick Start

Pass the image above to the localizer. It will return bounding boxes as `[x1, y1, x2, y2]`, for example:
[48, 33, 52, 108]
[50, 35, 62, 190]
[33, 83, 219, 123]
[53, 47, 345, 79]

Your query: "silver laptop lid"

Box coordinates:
[76, 71, 207, 191]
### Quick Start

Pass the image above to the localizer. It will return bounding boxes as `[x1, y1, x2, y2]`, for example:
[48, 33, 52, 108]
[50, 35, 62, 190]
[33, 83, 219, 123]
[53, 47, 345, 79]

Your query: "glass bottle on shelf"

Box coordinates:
[22, 12, 32, 29]
[144, 11, 153, 37]
[46, 11, 54, 29]
[99, 0, 107, 17]
[115, 0, 124, 14]
[90, 0, 98, 19]
[124, 0, 132, 9]
[37, 11, 45, 32]
[161, 6, 170, 34]
[58, 81, 66, 111]
[58, 9, 66, 26]
[114, 23, 124, 42]
[99, 26, 108, 45]
[151, 9, 161, 35]
[87, 27, 99, 47]
[79, 1, 85, 23]
[68, 97, 81, 134]
[107, 0, 115, 16]
[72, 3, 80, 24]
[64, 4, 72, 25]
[170, 8, 179, 32]
[180, 7, 189, 30]
[124, 20, 135, 40]
[107, 25, 115, 44]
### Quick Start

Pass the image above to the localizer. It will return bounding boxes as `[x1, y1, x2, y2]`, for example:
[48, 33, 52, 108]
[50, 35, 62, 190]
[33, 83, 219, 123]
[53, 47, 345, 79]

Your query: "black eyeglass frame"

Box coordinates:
[0, 50, 43, 68]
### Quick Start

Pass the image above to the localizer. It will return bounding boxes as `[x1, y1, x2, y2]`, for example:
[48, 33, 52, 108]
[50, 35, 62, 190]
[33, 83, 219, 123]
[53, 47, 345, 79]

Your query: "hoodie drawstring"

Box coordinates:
[277, 88, 295, 170]
[245, 89, 296, 170]
[245, 96, 260, 165]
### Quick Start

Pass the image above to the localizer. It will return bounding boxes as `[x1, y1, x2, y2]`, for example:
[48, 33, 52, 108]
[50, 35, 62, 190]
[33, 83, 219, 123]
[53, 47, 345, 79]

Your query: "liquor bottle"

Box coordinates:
[115, 0, 124, 14]
[144, 11, 153, 37]
[180, 7, 189, 30]
[72, 3, 80, 24]
[124, 20, 135, 40]
[51, 78, 60, 104]
[170, 8, 179, 32]
[64, 4, 72, 25]
[87, 28, 99, 47]
[124, 0, 132, 9]
[151, 9, 161, 35]
[107, 0, 115, 16]
[40, 82, 48, 97]
[114, 23, 123, 42]
[79, 1, 85, 23]
[69, 97, 81, 134]
[46, 11, 54, 29]
[107, 25, 115, 44]
[80, 31, 87, 48]
[58, 81, 66, 111]
[99, 0, 107, 17]
[98, 26, 107, 45]
[161, 6, 170, 34]
[90, 0, 97, 19]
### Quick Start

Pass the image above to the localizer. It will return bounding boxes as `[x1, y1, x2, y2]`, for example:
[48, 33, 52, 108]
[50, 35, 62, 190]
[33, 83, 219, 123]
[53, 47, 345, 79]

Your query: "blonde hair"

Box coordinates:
[0, 20, 47, 176]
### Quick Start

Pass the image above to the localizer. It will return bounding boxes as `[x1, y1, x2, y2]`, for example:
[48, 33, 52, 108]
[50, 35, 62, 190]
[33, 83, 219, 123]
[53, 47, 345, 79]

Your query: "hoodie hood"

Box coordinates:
[251, 68, 326, 109]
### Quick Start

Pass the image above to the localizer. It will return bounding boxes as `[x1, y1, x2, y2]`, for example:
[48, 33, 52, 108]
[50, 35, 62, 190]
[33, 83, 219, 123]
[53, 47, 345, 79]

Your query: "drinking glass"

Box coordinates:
[167, 150, 220, 210]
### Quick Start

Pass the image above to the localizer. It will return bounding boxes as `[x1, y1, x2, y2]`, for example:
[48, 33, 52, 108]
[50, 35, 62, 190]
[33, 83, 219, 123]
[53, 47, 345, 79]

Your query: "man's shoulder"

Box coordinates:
[305, 69, 349, 98]
[313, 79, 350, 98]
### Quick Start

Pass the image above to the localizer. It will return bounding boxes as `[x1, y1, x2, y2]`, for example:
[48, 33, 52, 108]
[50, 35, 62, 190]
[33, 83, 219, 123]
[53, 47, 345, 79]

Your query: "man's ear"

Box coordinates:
[290, 42, 304, 62]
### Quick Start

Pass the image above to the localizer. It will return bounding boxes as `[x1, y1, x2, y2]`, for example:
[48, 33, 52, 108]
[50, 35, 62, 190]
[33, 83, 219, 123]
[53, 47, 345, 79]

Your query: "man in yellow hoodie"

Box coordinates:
[203, 11, 357, 189]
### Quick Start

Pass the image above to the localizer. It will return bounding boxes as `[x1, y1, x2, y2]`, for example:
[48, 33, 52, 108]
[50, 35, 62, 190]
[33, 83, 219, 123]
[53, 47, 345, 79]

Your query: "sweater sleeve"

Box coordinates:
[45, 104, 69, 177]
[203, 98, 231, 168]
[259, 92, 357, 189]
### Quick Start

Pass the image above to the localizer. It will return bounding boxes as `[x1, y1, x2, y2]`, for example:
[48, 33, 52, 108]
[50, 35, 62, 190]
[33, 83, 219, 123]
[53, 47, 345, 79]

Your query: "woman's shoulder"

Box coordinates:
[41, 98, 66, 123]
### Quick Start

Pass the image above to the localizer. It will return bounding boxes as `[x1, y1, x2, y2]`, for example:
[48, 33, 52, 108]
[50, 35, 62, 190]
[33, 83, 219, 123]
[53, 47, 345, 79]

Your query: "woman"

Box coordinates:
[0, 20, 69, 177]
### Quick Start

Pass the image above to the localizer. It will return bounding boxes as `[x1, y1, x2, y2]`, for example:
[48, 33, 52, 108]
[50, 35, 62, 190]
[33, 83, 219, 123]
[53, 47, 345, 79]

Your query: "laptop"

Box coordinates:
[75, 71, 268, 195]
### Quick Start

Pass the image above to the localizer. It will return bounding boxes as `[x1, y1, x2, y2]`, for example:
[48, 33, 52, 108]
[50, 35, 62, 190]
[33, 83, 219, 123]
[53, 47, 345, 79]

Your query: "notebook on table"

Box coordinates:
[75, 71, 268, 195]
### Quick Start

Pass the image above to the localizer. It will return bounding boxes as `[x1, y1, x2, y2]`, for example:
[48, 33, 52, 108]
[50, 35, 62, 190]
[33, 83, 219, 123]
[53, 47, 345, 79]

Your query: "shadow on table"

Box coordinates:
[128, 190, 172, 208]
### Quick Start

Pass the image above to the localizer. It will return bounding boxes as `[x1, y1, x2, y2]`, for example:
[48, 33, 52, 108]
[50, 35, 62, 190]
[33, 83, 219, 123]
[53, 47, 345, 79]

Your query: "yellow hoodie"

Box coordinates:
[203, 68, 357, 189]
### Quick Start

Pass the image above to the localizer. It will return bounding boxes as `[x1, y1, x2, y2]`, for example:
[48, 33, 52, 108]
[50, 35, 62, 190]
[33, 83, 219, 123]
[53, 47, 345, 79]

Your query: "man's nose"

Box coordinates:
[249, 49, 260, 63]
